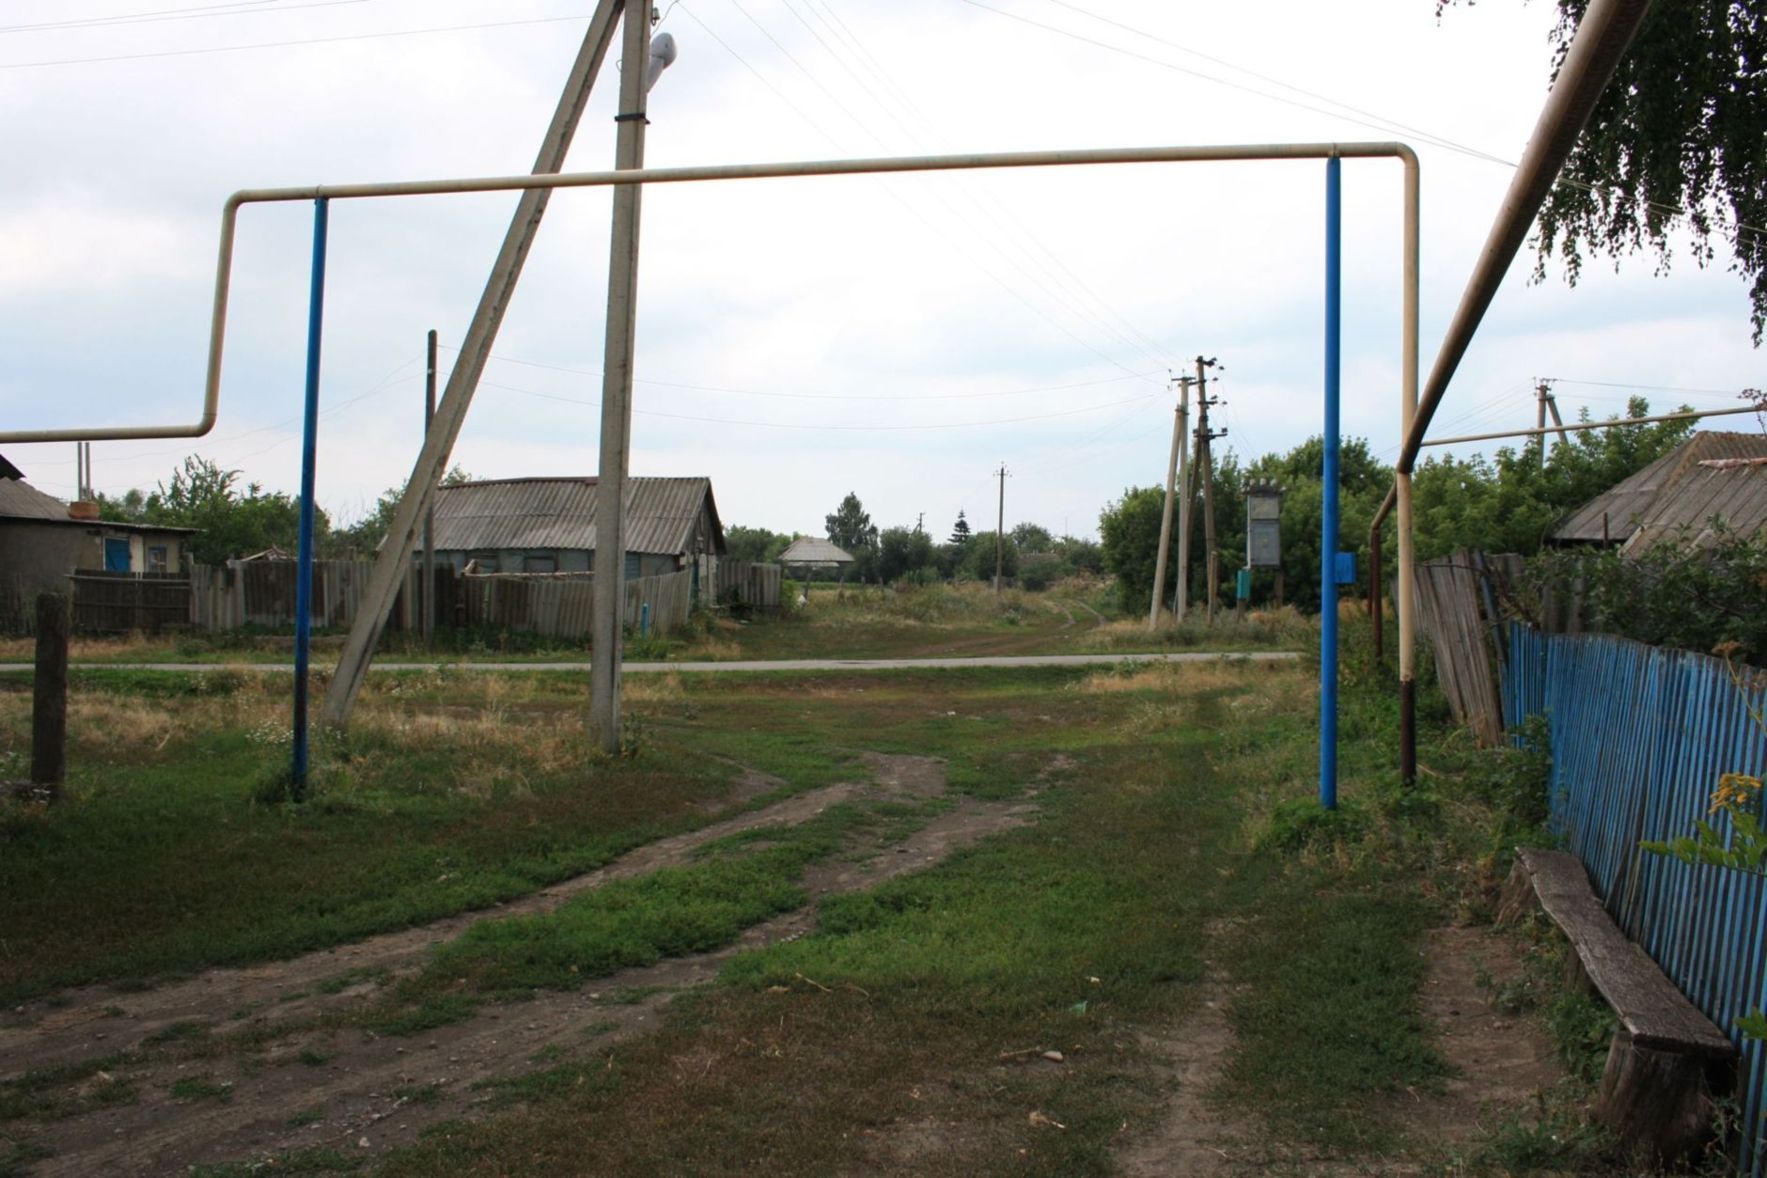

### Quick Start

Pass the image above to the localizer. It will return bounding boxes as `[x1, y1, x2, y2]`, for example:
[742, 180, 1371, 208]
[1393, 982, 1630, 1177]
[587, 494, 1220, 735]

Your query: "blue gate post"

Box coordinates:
[292, 197, 330, 796]
[1320, 155, 1342, 810]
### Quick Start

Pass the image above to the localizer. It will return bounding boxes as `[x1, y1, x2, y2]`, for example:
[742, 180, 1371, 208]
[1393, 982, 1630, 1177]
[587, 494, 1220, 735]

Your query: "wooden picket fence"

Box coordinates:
[713, 560, 782, 614]
[189, 560, 425, 633]
[67, 571, 193, 635]
[1411, 549, 1516, 747]
[148, 559, 701, 639]
[457, 569, 692, 637]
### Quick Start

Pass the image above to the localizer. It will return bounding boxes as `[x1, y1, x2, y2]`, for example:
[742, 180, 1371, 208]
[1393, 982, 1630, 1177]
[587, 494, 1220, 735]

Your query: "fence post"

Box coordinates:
[30, 593, 69, 797]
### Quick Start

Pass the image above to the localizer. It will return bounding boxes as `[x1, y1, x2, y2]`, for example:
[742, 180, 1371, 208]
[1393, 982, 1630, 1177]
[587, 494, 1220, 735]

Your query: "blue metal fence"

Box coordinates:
[1503, 626, 1767, 1175]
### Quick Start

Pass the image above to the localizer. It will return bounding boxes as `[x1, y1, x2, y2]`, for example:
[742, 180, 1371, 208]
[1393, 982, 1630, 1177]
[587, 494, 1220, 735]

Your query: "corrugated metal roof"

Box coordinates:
[1554, 431, 1767, 548]
[0, 476, 196, 533]
[0, 474, 76, 522]
[777, 537, 854, 564]
[429, 476, 723, 556]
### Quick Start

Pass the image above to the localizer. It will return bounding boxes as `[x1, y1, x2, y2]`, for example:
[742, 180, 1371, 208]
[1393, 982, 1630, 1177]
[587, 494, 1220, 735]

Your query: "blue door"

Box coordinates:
[104, 537, 131, 572]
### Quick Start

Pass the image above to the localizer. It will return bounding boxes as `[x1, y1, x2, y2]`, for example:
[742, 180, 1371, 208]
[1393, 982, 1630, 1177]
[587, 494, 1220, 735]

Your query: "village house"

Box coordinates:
[1552, 430, 1767, 552]
[0, 453, 196, 623]
[426, 475, 725, 592]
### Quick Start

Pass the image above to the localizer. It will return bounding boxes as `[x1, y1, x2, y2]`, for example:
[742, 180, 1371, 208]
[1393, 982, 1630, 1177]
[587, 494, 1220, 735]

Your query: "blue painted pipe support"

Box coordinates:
[1320, 157, 1341, 810]
[292, 197, 329, 796]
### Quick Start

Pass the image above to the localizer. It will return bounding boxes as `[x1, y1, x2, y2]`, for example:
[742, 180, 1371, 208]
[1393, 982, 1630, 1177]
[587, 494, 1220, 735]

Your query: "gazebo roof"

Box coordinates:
[777, 537, 854, 565]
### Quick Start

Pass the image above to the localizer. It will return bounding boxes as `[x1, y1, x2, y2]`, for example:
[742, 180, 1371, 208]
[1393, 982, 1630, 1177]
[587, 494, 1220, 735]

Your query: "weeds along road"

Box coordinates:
[0, 651, 1300, 675]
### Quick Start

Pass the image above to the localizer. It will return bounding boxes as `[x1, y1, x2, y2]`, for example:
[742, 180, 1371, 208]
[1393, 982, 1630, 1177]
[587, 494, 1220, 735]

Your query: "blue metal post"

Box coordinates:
[292, 197, 329, 796]
[1320, 156, 1341, 810]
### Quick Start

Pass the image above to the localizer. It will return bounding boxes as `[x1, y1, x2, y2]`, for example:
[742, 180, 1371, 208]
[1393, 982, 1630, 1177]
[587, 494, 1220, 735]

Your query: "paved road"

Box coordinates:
[0, 651, 1300, 675]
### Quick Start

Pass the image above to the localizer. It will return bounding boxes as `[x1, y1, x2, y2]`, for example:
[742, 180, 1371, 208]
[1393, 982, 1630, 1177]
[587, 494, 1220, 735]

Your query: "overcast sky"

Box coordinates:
[1, 0, 1759, 541]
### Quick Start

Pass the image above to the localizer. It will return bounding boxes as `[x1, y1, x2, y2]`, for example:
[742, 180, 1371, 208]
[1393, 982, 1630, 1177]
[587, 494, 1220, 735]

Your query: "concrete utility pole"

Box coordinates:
[1193, 356, 1223, 622]
[589, 0, 654, 751]
[1543, 384, 1572, 450]
[1174, 377, 1196, 621]
[1149, 374, 1192, 629]
[993, 463, 1009, 593]
[423, 329, 437, 646]
[321, 0, 626, 732]
[1535, 379, 1549, 467]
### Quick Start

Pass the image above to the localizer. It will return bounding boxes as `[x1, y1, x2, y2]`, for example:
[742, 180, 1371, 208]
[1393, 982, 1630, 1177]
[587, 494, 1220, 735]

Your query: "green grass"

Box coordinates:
[367, 804, 876, 1032]
[381, 644, 1473, 1176]
[0, 671, 799, 1001]
[5, 619, 1551, 1175]
[0, 1056, 139, 1122]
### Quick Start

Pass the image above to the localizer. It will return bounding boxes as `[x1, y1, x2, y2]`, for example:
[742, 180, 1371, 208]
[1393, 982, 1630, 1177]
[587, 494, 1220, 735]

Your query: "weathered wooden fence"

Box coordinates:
[190, 561, 424, 632]
[1504, 627, 1767, 1175]
[458, 569, 693, 638]
[1413, 550, 1514, 746]
[67, 571, 193, 634]
[714, 560, 782, 614]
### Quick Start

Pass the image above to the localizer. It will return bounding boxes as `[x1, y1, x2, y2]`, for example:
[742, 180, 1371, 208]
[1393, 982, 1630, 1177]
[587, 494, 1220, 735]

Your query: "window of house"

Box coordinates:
[147, 546, 169, 573]
[468, 552, 500, 573]
[523, 554, 557, 574]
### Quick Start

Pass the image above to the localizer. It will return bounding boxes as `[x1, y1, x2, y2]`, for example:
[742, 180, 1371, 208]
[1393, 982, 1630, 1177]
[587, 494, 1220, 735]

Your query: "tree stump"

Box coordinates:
[1596, 1028, 1728, 1168]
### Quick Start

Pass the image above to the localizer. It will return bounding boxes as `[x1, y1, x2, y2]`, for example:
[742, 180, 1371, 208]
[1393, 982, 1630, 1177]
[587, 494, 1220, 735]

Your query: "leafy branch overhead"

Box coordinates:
[1445, 0, 1767, 342]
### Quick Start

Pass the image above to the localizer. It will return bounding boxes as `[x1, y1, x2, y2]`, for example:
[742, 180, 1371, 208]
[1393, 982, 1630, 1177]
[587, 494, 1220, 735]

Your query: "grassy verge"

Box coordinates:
[377, 635, 1496, 1176]
[5, 618, 1579, 1175]
[0, 669, 789, 1000]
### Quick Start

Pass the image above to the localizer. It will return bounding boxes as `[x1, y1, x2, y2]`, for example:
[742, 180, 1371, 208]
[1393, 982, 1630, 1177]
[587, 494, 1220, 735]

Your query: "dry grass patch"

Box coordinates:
[1073, 659, 1271, 696]
[623, 672, 687, 704]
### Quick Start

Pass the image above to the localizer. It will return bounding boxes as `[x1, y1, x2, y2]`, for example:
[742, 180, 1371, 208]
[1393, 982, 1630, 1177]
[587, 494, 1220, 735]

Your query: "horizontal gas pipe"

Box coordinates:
[1386, 0, 1653, 785]
[0, 142, 1418, 445]
[1421, 403, 1757, 448]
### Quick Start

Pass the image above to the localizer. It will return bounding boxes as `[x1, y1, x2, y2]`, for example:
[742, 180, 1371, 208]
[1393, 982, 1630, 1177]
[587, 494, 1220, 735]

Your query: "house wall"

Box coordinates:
[0, 521, 96, 599]
[1, 522, 188, 595]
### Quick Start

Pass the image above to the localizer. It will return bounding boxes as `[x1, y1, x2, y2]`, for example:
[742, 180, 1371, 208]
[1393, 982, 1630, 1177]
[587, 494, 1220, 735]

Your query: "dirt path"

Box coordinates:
[3, 754, 1042, 1176]
[1113, 923, 1565, 1176]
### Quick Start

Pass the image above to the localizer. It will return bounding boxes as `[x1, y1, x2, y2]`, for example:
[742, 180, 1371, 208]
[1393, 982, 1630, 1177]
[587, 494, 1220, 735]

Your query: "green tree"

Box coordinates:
[1410, 397, 1696, 559]
[825, 492, 877, 552]
[875, 526, 937, 584]
[1098, 487, 1167, 613]
[949, 511, 972, 545]
[724, 525, 788, 564]
[825, 492, 878, 581]
[134, 456, 322, 566]
[335, 464, 473, 555]
[1010, 521, 1054, 552]
[952, 531, 1019, 582]
[1444, 0, 1767, 341]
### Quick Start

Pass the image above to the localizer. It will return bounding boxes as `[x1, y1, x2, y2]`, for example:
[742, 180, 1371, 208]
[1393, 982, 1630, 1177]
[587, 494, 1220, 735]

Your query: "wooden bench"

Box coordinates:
[1500, 847, 1737, 1165]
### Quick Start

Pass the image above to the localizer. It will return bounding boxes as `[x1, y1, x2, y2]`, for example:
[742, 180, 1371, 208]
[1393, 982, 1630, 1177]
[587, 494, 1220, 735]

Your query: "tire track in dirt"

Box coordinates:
[1113, 923, 1566, 1176]
[6, 754, 1044, 1176]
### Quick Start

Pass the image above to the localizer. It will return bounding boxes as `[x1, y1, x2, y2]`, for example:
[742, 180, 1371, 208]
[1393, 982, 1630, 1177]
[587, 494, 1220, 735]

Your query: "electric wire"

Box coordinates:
[0, 11, 584, 69]
[451, 343, 1160, 401]
[717, 0, 1173, 377]
[801, 0, 1184, 372]
[674, 2, 1162, 385]
[962, 0, 1767, 242]
[0, 1, 284, 35]
[479, 376, 1161, 431]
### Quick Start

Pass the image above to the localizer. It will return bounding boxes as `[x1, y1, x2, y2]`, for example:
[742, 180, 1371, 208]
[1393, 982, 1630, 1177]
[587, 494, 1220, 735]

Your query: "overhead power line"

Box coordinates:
[480, 377, 1160, 430]
[0, 1, 369, 37]
[448, 343, 1159, 401]
[0, 11, 583, 69]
